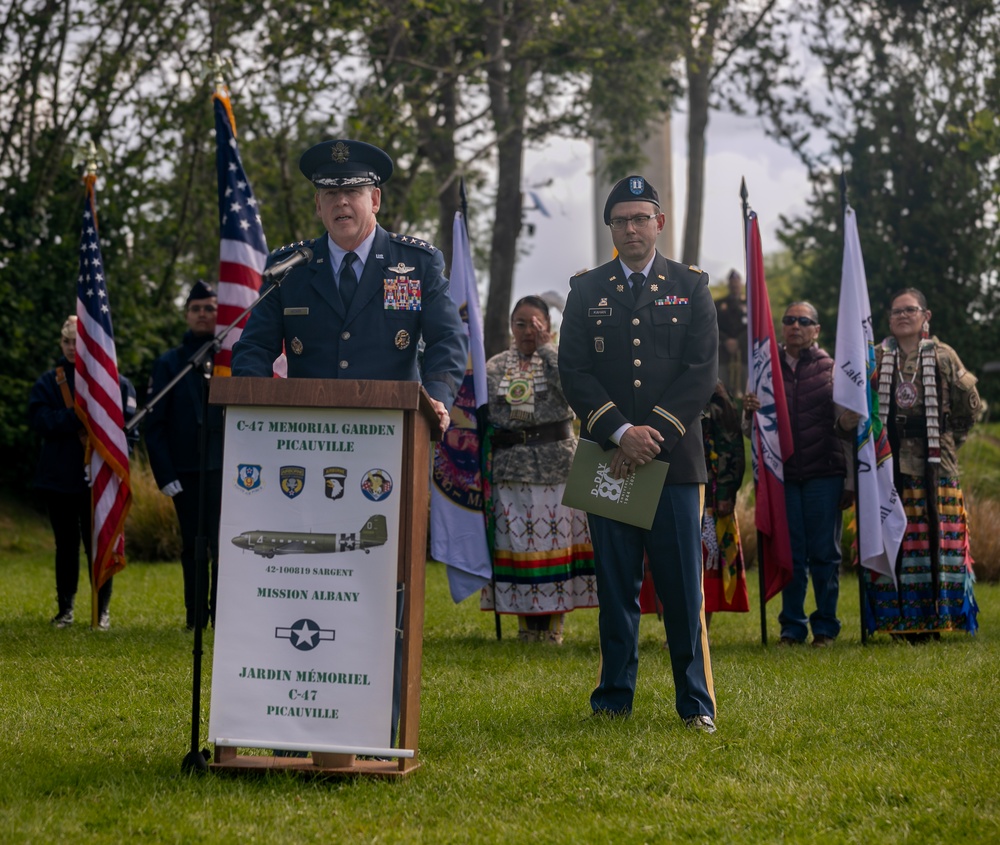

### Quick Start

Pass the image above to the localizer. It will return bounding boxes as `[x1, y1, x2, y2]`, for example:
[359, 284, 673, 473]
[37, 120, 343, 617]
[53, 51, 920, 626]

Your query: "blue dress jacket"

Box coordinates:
[232, 226, 468, 408]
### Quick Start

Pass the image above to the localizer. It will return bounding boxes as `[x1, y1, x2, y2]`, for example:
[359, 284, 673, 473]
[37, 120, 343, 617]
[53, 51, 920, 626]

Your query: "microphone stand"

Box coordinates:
[127, 269, 290, 774]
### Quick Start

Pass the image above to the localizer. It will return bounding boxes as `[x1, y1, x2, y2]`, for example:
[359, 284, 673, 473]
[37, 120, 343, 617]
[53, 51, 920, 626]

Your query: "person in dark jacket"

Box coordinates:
[144, 280, 224, 629]
[743, 302, 857, 647]
[559, 174, 719, 732]
[28, 315, 138, 630]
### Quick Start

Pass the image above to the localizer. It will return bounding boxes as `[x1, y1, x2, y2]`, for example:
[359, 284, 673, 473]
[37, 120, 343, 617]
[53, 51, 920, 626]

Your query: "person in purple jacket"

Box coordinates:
[744, 302, 857, 647]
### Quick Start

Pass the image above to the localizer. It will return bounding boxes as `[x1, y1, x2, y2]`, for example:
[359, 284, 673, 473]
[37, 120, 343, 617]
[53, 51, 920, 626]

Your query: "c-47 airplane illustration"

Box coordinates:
[231, 515, 388, 557]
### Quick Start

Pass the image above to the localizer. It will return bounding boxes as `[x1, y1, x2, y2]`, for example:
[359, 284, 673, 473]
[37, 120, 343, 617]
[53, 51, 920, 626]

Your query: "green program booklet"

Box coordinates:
[561, 439, 669, 529]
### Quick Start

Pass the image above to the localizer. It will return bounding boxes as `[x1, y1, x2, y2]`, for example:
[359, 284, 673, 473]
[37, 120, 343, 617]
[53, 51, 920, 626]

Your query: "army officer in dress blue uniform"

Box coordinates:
[232, 139, 467, 430]
[232, 140, 468, 750]
[558, 176, 719, 732]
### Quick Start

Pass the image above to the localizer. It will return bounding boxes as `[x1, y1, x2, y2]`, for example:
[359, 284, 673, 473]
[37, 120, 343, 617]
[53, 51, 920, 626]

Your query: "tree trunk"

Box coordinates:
[682, 58, 710, 266]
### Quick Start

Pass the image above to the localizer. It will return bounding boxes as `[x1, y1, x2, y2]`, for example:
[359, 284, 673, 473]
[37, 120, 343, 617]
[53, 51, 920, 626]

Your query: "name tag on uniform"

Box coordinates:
[284, 307, 309, 316]
[588, 307, 612, 318]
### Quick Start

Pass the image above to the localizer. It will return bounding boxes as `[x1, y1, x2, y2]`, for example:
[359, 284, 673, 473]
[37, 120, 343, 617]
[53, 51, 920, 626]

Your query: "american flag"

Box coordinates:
[212, 89, 268, 374]
[75, 173, 131, 608]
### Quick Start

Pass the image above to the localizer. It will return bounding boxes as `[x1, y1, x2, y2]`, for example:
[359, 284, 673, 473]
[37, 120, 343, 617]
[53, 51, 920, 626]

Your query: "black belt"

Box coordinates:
[894, 415, 927, 438]
[492, 419, 574, 449]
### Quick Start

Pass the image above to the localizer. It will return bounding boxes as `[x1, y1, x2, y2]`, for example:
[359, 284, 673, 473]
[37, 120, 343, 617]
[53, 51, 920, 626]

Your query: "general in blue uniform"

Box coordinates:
[232, 140, 468, 748]
[559, 176, 719, 731]
[144, 281, 225, 629]
[232, 140, 467, 412]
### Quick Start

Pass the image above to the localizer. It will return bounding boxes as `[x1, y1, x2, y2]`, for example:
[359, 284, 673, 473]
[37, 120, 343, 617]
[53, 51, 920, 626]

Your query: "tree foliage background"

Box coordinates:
[735, 0, 1000, 393]
[2, 0, 998, 494]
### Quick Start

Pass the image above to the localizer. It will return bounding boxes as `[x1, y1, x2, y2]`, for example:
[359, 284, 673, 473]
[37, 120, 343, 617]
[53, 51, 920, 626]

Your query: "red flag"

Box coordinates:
[745, 211, 793, 601]
[76, 174, 131, 616]
[212, 89, 268, 375]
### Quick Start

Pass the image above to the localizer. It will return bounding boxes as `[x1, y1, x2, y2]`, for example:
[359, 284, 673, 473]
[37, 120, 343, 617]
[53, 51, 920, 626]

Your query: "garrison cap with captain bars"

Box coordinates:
[299, 139, 394, 189]
[603, 175, 661, 225]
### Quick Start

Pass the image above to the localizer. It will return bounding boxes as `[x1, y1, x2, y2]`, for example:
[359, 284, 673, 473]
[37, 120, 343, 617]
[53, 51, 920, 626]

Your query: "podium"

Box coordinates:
[206, 377, 439, 777]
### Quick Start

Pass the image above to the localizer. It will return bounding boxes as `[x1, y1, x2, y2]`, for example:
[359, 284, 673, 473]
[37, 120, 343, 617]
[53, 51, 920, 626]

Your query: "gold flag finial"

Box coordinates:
[207, 53, 233, 95]
[72, 139, 107, 178]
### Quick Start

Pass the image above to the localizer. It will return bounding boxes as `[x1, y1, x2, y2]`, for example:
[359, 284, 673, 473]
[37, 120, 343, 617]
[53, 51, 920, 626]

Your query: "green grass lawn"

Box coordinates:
[2, 498, 999, 843]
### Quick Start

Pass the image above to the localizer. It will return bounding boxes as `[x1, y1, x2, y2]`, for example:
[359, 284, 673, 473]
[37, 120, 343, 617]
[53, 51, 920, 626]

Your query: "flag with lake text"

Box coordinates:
[833, 205, 904, 585]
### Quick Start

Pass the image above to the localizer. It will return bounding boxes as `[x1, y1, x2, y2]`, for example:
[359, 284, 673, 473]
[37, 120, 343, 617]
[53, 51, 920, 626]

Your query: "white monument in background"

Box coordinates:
[593, 116, 675, 265]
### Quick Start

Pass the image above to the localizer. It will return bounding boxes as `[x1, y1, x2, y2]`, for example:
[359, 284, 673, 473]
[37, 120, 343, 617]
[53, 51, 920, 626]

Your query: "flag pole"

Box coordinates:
[460, 179, 501, 642]
[741, 179, 768, 646]
[840, 173, 868, 646]
[81, 146, 102, 632]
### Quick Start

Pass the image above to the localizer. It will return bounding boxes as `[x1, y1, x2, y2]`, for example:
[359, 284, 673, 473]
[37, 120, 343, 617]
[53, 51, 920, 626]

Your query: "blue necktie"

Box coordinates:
[340, 252, 359, 309]
[629, 272, 644, 302]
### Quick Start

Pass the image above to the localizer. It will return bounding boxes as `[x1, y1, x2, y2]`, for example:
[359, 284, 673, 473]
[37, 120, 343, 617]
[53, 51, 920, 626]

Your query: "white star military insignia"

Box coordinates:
[388, 262, 416, 275]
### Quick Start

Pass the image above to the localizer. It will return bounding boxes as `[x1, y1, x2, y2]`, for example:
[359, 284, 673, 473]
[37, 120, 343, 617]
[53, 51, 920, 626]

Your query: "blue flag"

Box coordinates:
[430, 212, 491, 602]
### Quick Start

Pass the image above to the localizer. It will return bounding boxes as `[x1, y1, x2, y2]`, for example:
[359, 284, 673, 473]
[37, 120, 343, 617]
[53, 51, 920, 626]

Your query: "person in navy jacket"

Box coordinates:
[559, 175, 719, 732]
[232, 140, 467, 750]
[144, 280, 224, 630]
[233, 139, 467, 426]
[29, 316, 138, 630]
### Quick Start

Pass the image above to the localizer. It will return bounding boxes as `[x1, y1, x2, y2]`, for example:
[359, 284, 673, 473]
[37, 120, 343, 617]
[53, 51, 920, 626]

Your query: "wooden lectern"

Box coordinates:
[207, 377, 439, 777]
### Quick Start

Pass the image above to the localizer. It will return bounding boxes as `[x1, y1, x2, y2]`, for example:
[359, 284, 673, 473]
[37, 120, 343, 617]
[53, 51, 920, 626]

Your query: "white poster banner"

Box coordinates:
[209, 406, 403, 752]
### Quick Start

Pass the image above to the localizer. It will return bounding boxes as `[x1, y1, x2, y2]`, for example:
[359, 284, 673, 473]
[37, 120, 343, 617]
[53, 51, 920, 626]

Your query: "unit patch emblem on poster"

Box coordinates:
[361, 468, 393, 502]
[323, 466, 347, 500]
[280, 466, 306, 499]
[235, 463, 264, 493]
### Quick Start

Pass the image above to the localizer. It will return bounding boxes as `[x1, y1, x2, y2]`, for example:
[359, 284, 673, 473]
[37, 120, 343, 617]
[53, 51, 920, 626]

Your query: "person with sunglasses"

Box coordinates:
[743, 302, 857, 647]
[144, 280, 225, 630]
[866, 288, 981, 641]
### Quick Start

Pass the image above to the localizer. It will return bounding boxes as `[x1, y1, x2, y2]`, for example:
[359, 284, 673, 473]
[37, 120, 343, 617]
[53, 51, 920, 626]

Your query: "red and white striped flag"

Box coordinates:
[745, 210, 794, 601]
[75, 173, 131, 616]
[212, 89, 268, 375]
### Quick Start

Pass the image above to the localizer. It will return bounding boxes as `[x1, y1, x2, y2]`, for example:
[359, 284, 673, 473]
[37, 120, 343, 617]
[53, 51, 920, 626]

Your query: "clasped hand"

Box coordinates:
[610, 425, 663, 480]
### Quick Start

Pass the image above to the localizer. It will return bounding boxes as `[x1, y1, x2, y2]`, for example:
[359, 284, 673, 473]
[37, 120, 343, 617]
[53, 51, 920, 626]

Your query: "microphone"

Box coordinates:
[262, 246, 313, 281]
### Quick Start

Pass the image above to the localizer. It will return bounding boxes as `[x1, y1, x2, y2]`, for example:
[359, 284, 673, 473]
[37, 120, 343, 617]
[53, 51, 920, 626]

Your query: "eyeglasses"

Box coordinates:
[608, 214, 658, 231]
[188, 304, 217, 314]
[889, 306, 924, 318]
[781, 315, 818, 327]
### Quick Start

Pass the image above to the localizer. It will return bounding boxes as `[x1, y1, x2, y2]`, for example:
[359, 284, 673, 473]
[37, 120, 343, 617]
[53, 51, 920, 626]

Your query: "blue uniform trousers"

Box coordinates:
[588, 482, 715, 719]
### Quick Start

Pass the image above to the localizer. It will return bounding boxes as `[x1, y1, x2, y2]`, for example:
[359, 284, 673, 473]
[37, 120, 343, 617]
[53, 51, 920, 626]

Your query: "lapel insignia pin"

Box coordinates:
[291, 337, 304, 355]
[616, 284, 624, 292]
[395, 330, 410, 350]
